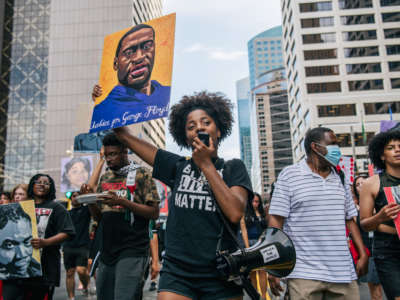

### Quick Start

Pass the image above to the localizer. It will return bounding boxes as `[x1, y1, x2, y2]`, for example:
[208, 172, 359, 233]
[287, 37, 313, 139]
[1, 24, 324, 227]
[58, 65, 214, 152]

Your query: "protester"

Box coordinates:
[353, 175, 383, 300]
[114, 91, 253, 300]
[2, 174, 75, 300]
[268, 127, 368, 299]
[63, 191, 91, 299]
[0, 192, 11, 204]
[360, 130, 400, 300]
[240, 193, 268, 298]
[11, 184, 28, 202]
[81, 132, 160, 300]
[61, 157, 91, 192]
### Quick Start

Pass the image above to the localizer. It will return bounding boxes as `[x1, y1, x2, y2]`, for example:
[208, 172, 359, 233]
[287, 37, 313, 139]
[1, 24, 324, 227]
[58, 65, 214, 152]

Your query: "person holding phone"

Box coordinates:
[113, 91, 253, 300]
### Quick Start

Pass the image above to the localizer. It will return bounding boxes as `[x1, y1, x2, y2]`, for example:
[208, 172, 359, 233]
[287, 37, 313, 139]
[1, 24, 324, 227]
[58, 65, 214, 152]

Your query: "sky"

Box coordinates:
[162, 1, 282, 158]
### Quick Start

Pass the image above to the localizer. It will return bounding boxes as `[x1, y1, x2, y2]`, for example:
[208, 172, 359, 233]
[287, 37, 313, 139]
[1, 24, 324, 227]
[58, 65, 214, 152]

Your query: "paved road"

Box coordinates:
[53, 268, 379, 300]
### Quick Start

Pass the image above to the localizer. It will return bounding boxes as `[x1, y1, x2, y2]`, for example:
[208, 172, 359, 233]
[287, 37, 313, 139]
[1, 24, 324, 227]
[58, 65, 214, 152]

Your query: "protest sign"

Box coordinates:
[90, 13, 175, 133]
[383, 186, 400, 239]
[0, 201, 42, 279]
[60, 156, 93, 193]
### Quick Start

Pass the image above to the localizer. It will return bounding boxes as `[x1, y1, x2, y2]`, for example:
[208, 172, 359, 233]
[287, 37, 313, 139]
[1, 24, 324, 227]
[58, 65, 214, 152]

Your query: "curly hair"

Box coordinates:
[368, 130, 400, 170]
[168, 91, 234, 148]
[0, 203, 31, 230]
[27, 174, 56, 202]
[102, 132, 127, 150]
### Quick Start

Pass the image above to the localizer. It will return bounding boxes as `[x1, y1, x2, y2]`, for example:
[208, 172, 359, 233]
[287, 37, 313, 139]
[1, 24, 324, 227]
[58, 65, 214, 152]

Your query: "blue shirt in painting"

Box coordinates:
[90, 80, 170, 133]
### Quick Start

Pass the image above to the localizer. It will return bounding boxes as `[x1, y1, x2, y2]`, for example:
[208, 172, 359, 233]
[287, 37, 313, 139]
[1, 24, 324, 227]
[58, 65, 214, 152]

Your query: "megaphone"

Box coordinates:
[216, 227, 296, 281]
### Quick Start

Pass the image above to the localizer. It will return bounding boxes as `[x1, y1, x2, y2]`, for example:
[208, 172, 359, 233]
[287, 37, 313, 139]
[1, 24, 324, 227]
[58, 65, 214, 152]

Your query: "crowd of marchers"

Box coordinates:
[0, 97, 399, 300]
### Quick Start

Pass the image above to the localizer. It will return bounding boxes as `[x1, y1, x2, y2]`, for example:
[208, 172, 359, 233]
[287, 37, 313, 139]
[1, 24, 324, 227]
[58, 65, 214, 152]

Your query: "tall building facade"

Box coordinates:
[250, 68, 293, 198]
[236, 77, 252, 175]
[0, 0, 163, 191]
[281, 0, 400, 169]
[248, 26, 285, 89]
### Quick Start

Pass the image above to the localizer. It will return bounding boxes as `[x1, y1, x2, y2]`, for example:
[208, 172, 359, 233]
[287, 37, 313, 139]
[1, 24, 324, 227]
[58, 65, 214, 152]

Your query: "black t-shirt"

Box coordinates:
[29, 200, 75, 286]
[152, 149, 253, 278]
[63, 206, 91, 249]
[96, 167, 160, 266]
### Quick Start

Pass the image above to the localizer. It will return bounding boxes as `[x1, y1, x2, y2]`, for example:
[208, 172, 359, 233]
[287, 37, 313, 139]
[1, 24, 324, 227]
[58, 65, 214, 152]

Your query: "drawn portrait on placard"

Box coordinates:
[0, 201, 41, 279]
[90, 13, 175, 133]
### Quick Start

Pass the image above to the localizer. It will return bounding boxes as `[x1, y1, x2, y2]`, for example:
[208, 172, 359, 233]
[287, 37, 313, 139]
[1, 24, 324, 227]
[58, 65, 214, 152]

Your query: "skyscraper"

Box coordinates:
[0, 0, 163, 191]
[236, 77, 252, 175]
[248, 26, 285, 89]
[282, 0, 400, 169]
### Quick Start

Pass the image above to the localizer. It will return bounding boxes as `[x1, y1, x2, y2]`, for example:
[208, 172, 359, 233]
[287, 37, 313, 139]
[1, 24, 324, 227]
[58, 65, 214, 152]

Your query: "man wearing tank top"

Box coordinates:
[360, 129, 400, 300]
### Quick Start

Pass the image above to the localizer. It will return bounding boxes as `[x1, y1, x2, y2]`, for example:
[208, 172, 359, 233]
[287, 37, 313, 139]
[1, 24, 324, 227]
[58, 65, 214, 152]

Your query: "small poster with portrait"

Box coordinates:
[89, 13, 176, 133]
[384, 185, 400, 239]
[0, 201, 42, 279]
[60, 156, 94, 193]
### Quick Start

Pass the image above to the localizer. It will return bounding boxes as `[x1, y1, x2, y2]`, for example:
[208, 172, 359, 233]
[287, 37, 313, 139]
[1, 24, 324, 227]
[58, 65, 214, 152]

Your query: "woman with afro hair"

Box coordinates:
[114, 91, 253, 300]
[360, 130, 400, 300]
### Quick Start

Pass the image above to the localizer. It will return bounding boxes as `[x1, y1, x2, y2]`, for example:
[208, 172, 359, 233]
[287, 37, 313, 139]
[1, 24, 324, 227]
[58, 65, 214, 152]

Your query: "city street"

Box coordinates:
[53, 267, 378, 300]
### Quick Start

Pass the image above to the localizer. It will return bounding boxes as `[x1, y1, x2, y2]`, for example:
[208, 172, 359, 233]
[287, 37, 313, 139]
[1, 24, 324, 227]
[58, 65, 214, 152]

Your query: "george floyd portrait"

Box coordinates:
[0, 201, 41, 279]
[90, 13, 175, 133]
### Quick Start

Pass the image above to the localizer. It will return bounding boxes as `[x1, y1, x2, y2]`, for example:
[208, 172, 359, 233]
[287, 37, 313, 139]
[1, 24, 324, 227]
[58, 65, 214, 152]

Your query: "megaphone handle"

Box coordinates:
[240, 275, 261, 300]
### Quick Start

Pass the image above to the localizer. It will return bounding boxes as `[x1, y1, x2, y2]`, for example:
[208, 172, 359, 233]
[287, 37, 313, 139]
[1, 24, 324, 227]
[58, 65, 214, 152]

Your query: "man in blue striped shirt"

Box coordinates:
[268, 127, 368, 300]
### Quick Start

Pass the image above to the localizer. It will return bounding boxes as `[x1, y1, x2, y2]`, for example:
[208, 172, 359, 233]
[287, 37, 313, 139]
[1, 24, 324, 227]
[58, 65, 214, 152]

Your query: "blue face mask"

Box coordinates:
[316, 144, 342, 166]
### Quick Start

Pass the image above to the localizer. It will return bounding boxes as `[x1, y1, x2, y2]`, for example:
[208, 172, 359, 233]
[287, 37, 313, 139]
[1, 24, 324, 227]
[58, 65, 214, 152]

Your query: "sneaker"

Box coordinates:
[82, 289, 89, 297]
[149, 281, 157, 291]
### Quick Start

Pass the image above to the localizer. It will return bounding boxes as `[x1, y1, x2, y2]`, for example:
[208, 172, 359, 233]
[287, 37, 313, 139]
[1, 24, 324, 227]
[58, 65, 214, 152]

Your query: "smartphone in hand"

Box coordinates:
[197, 132, 210, 147]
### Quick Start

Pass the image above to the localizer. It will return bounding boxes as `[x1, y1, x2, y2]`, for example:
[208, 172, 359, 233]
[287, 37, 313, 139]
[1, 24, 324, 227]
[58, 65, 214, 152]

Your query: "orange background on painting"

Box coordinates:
[95, 13, 175, 105]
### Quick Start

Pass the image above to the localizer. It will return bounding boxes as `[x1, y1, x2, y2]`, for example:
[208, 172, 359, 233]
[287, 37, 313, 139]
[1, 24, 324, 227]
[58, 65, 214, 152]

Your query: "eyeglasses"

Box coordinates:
[34, 181, 50, 186]
[104, 151, 122, 159]
[121, 40, 154, 60]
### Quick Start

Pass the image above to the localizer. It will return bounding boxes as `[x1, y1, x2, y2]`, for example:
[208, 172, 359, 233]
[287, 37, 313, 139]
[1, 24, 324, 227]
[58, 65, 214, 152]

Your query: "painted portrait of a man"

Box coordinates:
[0, 203, 41, 279]
[90, 14, 175, 133]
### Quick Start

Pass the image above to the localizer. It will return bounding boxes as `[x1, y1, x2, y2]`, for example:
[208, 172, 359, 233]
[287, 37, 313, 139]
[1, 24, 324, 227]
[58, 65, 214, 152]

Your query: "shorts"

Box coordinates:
[158, 270, 243, 300]
[359, 257, 380, 284]
[373, 236, 400, 299]
[63, 247, 89, 270]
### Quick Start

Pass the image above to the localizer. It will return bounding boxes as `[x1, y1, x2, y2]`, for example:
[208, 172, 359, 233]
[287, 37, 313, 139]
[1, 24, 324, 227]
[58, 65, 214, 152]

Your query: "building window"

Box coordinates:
[391, 78, 400, 89]
[336, 133, 374, 147]
[304, 49, 337, 60]
[348, 79, 384, 91]
[300, 1, 332, 12]
[303, 33, 336, 44]
[382, 12, 400, 22]
[380, 0, 400, 6]
[384, 28, 400, 39]
[389, 61, 400, 72]
[387, 45, 400, 55]
[346, 63, 381, 74]
[364, 101, 400, 114]
[305, 65, 339, 76]
[318, 104, 356, 117]
[341, 14, 375, 25]
[307, 82, 341, 93]
[344, 46, 379, 57]
[339, 0, 373, 8]
[295, 89, 300, 102]
[301, 17, 334, 28]
[342, 30, 377, 41]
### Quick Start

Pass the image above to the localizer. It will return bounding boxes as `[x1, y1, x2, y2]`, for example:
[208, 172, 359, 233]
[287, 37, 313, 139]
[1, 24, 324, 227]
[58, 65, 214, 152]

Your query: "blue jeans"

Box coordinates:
[96, 256, 148, 300]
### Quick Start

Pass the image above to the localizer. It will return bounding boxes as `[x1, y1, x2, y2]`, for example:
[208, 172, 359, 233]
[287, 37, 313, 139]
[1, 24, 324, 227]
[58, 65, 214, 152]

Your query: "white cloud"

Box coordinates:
[183, 43, 246, 61]
[182, 43, 209, 53]
[209, 50, 246, 61]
